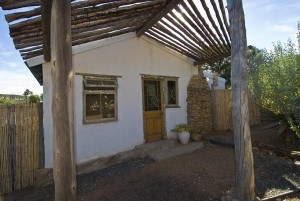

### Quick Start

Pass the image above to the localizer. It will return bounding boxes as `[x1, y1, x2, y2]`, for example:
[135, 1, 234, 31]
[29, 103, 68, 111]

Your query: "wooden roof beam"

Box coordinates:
[136, 0, 182, 37]
[41, 0, 52, 62]
[0, 0, 39, 10]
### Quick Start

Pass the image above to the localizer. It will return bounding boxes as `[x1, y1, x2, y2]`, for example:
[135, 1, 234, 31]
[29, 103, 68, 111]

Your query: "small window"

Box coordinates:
[83, 76, 117, 123]
[166, 79, 178, 107]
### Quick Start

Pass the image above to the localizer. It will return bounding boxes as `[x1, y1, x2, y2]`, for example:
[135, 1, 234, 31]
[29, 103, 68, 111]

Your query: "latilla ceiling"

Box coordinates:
[0, 0, 231, 83]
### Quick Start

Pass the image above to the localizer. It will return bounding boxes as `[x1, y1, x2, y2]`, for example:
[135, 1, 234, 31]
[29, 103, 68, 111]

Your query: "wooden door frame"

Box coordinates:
[142, 77, 166, 142]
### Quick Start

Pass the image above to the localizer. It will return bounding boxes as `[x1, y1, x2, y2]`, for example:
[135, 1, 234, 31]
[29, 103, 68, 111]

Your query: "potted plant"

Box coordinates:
[172, 123, 192, 144]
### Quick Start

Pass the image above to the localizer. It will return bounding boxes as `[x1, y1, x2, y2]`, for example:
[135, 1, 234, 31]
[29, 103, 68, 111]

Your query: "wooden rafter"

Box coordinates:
[1, 0, 231, 70]
[194, 52, 231, 66]
[0, 0, 40, 10]
[136, 0, 182, 37]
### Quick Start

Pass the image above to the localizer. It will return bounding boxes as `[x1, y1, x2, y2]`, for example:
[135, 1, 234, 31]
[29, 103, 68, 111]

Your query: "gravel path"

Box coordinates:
[254, 149, 300, 199]
[2, 143, 300, 201]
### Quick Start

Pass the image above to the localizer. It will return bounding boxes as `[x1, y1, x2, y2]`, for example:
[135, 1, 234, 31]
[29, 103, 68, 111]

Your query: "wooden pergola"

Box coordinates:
[2, 0, 231, 70]
[0, 0, 254, 200]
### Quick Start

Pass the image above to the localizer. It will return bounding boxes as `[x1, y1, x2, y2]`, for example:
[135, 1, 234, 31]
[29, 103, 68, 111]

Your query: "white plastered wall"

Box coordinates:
[43, 36, 194, 168]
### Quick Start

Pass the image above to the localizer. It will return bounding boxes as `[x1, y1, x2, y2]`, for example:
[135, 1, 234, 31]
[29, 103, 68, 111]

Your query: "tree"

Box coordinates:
[23, 89, 33, 103]
[23, 89, 33, 96]
[249, 23, 300, 137]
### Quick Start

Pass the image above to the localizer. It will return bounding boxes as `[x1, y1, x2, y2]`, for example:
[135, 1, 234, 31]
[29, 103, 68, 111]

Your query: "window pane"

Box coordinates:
[86, 94, 101, 120]
[101, 94, 115, 118]
[84, 76, 118, 123]
[167, 80, 177, 105]
[144, 80, 161, 111]
[85, 77, 117, 87]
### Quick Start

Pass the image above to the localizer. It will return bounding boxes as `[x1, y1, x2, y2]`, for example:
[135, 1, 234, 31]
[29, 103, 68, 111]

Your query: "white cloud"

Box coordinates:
[280, 16, 300, 24]
[0, 61, 19, 68]
[0, 51, 14, 57]
[0, 69, 42, 95]
[271, 24, 295, 33]
[264, 4, 276, 11]
[285, 2, 300, 9]
[244, 0, 272, 9]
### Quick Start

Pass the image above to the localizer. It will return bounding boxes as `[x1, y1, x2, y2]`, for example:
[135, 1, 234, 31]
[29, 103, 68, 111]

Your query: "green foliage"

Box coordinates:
[248, 23, 300, 137]
[0, 97, 17, 106]
[298, 22, 300, 51]
[28, 94, 41, 103]
[172, 123, 193, 133]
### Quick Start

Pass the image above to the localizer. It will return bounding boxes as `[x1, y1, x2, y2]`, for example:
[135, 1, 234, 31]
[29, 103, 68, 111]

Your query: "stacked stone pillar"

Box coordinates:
[187, 69, 213, 135]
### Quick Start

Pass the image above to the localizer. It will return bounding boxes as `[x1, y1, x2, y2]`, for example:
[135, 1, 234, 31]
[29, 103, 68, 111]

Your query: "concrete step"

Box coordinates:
[147, 141, 204, 161]
[135, 139, 178, 153]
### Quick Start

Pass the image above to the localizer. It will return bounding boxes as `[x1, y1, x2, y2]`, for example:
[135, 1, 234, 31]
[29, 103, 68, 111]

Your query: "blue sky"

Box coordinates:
[0, 0, 299, 95]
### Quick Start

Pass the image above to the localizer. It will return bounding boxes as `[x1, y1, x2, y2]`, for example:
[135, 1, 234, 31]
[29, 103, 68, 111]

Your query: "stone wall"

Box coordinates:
[187, 70, 213, 135]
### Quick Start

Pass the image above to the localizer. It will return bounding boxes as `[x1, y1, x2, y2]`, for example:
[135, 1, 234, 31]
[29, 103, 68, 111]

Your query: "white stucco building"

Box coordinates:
[26, 33, 227, 168]
[39, 33, 200, 167]
[203, 71, 226, 90]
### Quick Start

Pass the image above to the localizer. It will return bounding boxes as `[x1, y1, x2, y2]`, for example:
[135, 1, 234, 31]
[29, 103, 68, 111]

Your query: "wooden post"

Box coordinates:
[38, 102, 45, 168]
[211, 83, 216, 130]
[227, 0, 255, 200]
[50, 0, 77, 200]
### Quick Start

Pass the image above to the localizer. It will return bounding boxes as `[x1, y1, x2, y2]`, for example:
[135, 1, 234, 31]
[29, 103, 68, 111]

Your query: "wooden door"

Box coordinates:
[143, 79, 165, 142]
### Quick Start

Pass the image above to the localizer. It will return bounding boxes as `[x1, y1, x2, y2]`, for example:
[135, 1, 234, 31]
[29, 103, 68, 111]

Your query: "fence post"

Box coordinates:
[38, 103, 45, 168]
[211, 84, 216, 130]
[7, 105, 16, 190]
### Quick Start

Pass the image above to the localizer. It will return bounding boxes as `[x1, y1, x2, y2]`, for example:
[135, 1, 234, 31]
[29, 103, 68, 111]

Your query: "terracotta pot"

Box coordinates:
[178, 131, 190, 144]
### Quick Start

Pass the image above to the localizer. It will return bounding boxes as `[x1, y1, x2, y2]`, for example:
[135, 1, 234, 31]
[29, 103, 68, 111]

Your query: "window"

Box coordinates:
[83, 76, 117, 123]
[166, 79, 178, 107]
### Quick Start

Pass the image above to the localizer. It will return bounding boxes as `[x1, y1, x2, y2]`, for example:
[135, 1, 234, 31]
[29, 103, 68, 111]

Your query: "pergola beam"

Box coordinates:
[136, 0, 182, 37]
[193, 52, 231, 66]
[0, 0, 39, 10]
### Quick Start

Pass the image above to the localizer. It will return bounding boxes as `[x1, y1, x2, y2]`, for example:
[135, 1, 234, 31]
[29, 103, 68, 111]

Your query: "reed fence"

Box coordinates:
[0, 103, 43, 195]
[212, 89, 261, 131]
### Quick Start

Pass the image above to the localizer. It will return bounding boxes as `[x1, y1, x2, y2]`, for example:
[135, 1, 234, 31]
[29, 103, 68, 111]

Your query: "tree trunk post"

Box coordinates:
[227, 0, 255, 200]
[50, 0, 77, 200]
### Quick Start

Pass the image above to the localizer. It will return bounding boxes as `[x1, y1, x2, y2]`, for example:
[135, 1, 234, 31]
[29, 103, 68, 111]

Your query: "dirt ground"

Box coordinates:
[2, 124, 300, 201]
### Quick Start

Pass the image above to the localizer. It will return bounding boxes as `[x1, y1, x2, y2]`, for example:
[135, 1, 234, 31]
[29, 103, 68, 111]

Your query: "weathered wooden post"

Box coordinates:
[50, 0, 77, 200]
[227, 0, 255, 200]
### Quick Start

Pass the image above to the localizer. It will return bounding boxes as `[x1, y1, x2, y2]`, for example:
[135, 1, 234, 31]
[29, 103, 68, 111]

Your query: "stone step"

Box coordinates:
[147, 141, 204, 161]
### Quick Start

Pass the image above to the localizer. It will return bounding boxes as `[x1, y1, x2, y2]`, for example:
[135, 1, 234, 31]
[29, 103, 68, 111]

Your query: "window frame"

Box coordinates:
[165, 78, 179, 108]
[83, 76, 118, 124]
